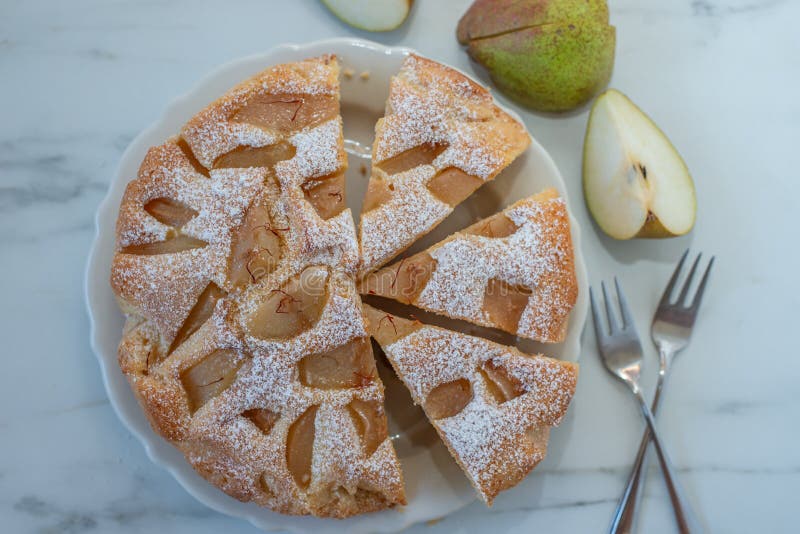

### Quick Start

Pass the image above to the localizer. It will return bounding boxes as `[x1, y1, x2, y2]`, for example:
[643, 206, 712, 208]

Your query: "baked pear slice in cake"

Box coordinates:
[360, 188, 577, 343]
[363, 305, 578, 504]
[358, 54, 530, 276]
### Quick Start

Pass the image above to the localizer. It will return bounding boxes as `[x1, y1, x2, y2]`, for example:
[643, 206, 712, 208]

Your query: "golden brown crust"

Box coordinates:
[110, 56, 405, 518]
[364, 305, 577, 504]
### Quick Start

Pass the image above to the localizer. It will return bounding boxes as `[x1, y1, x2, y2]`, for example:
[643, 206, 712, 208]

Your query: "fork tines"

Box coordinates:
[592, 278, 636, 338]
[659, 249, 715, 313]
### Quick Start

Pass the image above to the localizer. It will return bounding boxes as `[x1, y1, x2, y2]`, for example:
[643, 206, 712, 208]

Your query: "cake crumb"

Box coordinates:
[359, 163, 368, 177]
[343, 67, 355, 80]
[359, 70, 371, 81]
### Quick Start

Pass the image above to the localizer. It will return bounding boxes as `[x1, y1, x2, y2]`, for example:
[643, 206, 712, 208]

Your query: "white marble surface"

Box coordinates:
[2, 0, 799, 532]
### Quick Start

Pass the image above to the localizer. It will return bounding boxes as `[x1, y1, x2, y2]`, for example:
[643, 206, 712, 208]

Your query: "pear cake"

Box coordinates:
[111, 56, 405, 518]
[110, 52, 578, 518]
[363, 305, 578, 504]
[360, 188, 578, 343]
[358, 54, 531, 275]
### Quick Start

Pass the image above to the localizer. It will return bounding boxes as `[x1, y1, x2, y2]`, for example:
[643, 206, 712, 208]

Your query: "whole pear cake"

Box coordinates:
[110, 52, 579, 518]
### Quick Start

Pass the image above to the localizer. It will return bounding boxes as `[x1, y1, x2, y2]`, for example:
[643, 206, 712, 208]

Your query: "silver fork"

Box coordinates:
[590, 278, 703, 534]
[610, 251, 714, 534]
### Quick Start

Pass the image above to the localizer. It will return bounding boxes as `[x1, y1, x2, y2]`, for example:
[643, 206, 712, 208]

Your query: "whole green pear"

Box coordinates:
[457, 0, 616, 112]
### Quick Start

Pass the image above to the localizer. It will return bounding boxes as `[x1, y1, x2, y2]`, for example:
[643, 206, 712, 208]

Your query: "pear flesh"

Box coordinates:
[322, 0, 411, 32]
[583, 90, 696, 239]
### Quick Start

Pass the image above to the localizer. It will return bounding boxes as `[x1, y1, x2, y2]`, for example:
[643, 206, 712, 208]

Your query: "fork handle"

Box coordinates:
[609, 369, 666, 534]
[633, 387, 704, 534]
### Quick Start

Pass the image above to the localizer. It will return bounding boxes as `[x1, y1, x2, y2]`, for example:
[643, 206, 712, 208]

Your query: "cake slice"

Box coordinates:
[360, 188, 577, 343]
[358, 54, 530, 276]
[363, 305, 578, 504]
[112, 56, 405, 518]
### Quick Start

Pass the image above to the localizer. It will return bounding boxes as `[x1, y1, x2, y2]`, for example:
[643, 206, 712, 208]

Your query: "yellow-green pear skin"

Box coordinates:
[457, 0, 616, 112]
[583, 90, 697, 240]
[468, 21, 615, 112]
[458, 0, 608, 43]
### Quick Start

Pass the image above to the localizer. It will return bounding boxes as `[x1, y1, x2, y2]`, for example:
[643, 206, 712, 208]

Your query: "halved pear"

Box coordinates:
[322, 0, 412, 32]
[583, 89, 696, 239]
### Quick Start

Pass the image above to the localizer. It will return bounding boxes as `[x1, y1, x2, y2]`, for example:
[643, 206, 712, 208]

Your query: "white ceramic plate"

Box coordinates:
[85, 38, 589, 533]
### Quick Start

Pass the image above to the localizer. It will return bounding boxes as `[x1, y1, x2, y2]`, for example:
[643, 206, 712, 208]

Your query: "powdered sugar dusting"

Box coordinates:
[359, 54, 530, 275]
[406, 192, 577, 343]
[111, 143, 263, 342]
[381, 319, 577, 502]
[277, 119, 343, 185]
[359, 166, 451, 272]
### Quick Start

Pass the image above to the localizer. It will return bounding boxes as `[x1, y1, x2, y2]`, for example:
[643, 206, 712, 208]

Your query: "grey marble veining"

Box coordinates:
[2, 0, 799, 532]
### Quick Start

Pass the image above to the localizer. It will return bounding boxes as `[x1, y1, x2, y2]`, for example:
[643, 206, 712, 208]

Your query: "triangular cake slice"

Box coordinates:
[358, 54, 530, 276]
[363, 305, 578, 504]
[112, 56, 405, 518]
[360, 188, 577, 343]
